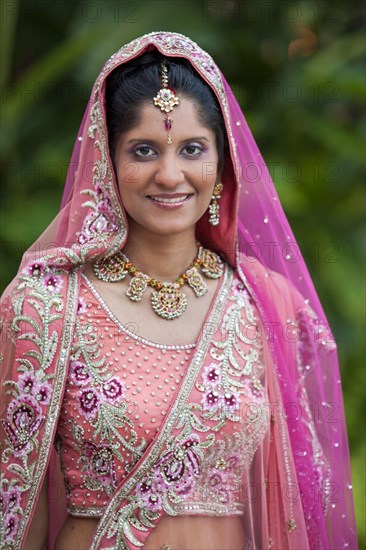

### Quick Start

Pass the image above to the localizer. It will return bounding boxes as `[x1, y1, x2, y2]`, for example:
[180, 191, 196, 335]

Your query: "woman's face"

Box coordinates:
[113, 98, 219, 240]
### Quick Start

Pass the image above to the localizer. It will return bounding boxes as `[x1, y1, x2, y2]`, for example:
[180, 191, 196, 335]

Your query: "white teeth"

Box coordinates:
[150, 195, 189, 204]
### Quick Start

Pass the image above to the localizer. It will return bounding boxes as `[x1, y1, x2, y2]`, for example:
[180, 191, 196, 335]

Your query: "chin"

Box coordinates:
[127, 212, 205, 238]
[146, 223, 196, 236]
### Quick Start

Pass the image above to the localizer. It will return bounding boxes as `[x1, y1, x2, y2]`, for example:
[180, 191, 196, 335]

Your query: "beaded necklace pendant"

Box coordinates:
[151, 283, 188, 320]
[186, 267, 208, 297]
[126, 272, 149, 301]
[199, 248, 224, 279]
[93, 252, 128, 282]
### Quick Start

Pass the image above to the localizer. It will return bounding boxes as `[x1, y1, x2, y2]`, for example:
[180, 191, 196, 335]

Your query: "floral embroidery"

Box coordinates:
[70, 421, 118, 497]
[200, 361, 243, 413]
[70, 316, 145, 460]
[202, 363, 221, 386]
[18, 372, 52, 405]
[43, 272, 64, 293]
[101, 378, 125, 403]
[177, 433, 247, 508]
[77, 187, 119, 246]
[3, 395, 44, 457]
[136, 476, 163, 512]
[289, 303, 334, 534]
[79, 388, 100, 419]
[84, 442, 117, 490]
[296, 304, 336, 379]
[73, 370, 126, 418]
[158, 434, 202, 486]
[22, 260, 47, 277]
[106, 433, 214, 547]
[60, 315, 147, 505]
[3, 513, 19, 545]
[0, 485, 22, 544]
[196, 282, 265, 430]
[78, 102, 126, 254]
[70, 359, 91, 386]
[21, 261, 64, 294]
[1, 268, 66, 547]
[77, 297, 87, 315]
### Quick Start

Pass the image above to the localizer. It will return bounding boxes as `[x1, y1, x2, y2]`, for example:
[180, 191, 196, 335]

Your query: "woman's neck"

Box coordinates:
[122, 228, 198, 282]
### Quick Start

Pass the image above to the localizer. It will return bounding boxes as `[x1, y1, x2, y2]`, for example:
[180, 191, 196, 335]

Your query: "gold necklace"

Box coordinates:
[93, 245, 223, 320]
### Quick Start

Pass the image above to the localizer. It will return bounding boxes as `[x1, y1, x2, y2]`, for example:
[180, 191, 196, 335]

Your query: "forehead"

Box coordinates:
[124, 97, 215, 139]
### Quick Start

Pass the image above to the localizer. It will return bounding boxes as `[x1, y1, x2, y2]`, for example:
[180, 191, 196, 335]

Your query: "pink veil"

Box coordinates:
[0, 32, 357, 549]
[224, 77, 357, 548]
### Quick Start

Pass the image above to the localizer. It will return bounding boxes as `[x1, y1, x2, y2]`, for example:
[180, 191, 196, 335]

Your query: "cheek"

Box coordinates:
[200, 149, 219, 181]
[197, 161, 218, 194]
[116, 162, 143, 190]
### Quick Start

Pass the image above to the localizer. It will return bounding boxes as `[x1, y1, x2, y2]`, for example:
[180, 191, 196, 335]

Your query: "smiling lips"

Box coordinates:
[146, 193, 193, 208]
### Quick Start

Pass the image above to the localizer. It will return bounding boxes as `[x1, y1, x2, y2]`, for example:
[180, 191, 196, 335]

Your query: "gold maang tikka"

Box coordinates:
[153, 63, 179, 144]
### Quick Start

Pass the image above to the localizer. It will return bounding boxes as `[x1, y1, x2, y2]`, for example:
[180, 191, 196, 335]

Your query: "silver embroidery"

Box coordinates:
[196, 283, 266, 430]
[1, 269, 78, 548]
[71, 315, 146, 461]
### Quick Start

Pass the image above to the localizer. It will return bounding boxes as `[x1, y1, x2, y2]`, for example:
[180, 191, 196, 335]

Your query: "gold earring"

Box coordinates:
[208, 183, 223, 226]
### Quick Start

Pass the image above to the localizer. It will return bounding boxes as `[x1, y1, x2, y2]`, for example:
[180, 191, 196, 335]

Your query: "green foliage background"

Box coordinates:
[1, 0, 364, 544]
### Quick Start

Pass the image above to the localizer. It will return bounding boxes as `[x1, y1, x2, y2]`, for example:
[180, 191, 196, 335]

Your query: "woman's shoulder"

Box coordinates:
[234, 253, 320, 329]
[236, 253, 297, 299]
[235, 254, 336, 351]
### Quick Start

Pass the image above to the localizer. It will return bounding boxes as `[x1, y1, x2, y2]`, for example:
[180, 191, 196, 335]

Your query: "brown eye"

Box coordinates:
[134, 145, 156, 157]
[182, 144, 204, 156]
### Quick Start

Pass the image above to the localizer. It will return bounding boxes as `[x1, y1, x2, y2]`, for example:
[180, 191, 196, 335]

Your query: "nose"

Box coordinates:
[154, 154, 185, 188]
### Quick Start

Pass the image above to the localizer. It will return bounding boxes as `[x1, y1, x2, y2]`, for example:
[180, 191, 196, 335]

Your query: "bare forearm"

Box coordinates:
[24, 475, 48, 550]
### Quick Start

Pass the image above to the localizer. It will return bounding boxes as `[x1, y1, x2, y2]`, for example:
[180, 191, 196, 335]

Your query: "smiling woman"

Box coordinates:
[0, 32, 357, 550]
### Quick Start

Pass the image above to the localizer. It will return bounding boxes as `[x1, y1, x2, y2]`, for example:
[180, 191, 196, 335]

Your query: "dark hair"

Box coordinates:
[105, 51, 227, 172]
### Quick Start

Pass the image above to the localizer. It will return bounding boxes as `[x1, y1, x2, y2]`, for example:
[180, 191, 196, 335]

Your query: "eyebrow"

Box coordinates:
[126, 137, 210, 145]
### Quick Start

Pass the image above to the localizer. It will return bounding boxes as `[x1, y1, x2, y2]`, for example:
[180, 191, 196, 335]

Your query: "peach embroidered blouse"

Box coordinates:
[56, 266, 269, 519]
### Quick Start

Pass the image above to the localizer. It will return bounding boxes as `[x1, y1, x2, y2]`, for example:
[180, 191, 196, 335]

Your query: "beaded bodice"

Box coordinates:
[56, 267, 269, 518]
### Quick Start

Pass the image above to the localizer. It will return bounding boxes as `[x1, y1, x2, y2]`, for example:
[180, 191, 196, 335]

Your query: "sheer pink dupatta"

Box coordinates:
[224, 77, 357, 548]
